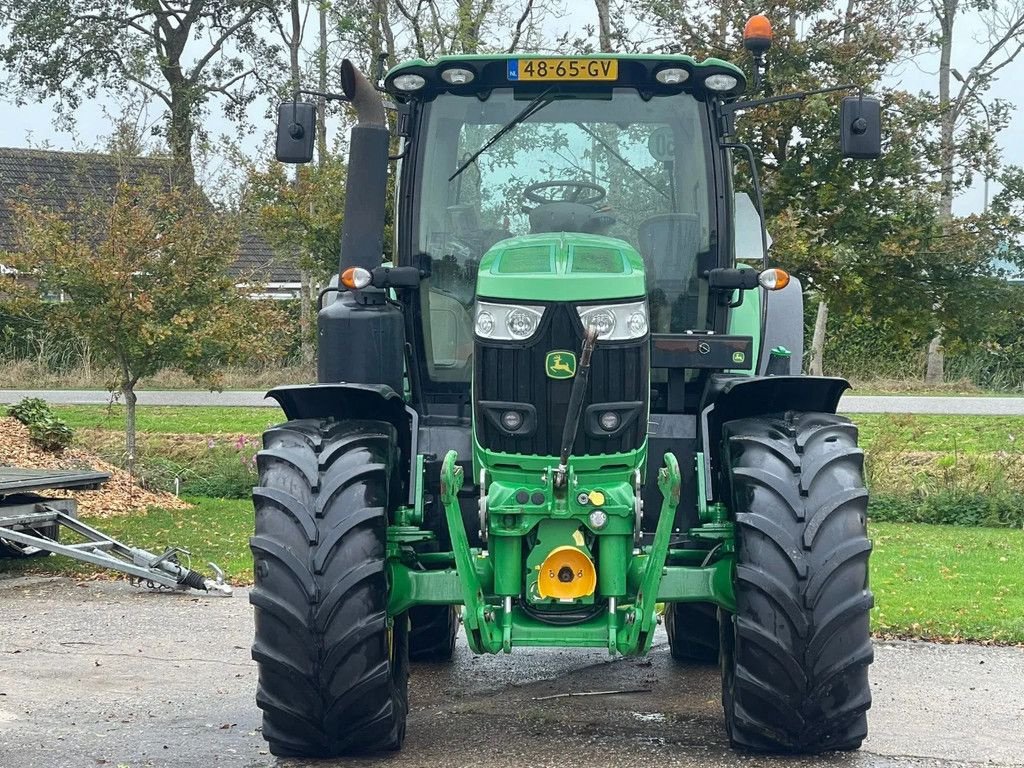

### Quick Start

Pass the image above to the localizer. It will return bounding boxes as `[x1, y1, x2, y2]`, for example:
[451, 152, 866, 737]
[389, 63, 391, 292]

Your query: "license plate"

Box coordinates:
[507, 58, 618, 82]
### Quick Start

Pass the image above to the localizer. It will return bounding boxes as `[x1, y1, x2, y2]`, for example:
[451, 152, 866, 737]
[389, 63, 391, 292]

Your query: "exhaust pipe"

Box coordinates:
[341, 59, 386, 127]
[317, 59, 405, 392]
[337, 59, 389, 276]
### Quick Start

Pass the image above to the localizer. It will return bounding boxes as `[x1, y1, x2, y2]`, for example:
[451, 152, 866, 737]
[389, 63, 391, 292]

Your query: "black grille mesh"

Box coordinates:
[475, 304, 648, 456]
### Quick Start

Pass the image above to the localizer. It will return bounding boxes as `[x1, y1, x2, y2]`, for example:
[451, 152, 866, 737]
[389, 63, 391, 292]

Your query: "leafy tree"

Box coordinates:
[0, 0, 279, 183]
[245, 161, 348, 277]
[921, 0, 1024, 382]
[11, 179, 286, 468]
[630, 0, 938, 372]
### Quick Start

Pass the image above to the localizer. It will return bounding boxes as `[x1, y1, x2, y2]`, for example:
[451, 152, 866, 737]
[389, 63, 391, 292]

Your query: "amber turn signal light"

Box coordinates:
[341, 266, 372, 290]
[758, 268, 790, 290]
[743, 14, 773, 54]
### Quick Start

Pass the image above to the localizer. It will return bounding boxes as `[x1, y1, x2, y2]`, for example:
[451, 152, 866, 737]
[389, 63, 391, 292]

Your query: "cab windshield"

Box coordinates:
[412, 88, 714, 382]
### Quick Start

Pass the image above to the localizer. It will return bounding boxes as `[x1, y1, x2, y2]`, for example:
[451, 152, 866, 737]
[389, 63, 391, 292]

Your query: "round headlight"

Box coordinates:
[392, 73, 426, 91]
[475, 310, 495, 337]
[655, 67, 689, 85]
[506, 308, 539, 338]
[501, 410, 523, 431]
[586, 309, 616, 338]
[598, 411, 620, 432]
[704, 73, 739, 92]
[588, 509, 608, 529]
[441, 67, 475, 85]
[627, 310, 648, 336]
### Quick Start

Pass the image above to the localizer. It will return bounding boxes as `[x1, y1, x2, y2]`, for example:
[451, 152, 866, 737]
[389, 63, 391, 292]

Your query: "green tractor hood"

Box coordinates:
[476, 233, 646, 302]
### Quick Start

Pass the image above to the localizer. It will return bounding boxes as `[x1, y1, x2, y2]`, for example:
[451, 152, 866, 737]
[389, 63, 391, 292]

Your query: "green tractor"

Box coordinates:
[252, 18, 881, 758]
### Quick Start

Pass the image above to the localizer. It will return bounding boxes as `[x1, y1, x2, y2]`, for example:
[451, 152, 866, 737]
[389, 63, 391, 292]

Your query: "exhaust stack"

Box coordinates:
[317, 60, 405, 391]
[337, 59, 389, 276]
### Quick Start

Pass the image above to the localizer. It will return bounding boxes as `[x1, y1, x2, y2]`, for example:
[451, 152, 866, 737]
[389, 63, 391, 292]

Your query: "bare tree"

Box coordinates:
[387, 0, 553, 58]
[508, 0, 538, 52]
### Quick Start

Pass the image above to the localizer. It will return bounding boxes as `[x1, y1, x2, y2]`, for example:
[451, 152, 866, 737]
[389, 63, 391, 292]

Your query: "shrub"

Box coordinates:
[7, 397, 74, 451]
[7, 396, 53, 425]
[869, 491, 1024, 528]
[27, 417, 75, 452]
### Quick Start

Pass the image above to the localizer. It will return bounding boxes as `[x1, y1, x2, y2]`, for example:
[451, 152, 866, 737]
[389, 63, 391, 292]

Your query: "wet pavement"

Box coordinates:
[1, 575, 1022, 768]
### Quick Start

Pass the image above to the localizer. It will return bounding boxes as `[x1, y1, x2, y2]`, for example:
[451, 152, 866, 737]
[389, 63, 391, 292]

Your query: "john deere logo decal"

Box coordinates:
[545, 350, 576, 379]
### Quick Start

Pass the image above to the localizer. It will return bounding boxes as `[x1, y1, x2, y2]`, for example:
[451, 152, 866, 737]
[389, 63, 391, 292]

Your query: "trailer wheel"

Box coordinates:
[665, 601, 720, 663]
[721, 412, 873, 753]
[409, 605, 459, 662]
[250, 419, 408, 757]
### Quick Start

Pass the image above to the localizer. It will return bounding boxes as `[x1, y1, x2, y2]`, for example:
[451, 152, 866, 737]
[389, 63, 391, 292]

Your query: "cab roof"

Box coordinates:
[384, 53, 746, 100]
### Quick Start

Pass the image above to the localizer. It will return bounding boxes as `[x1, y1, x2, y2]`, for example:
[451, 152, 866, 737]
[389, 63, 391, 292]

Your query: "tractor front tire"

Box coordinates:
[250, 419, 408, 757]
[721, 412, 873, 753]
[409, 605, 459, 662]
[665, 602, 720, 664]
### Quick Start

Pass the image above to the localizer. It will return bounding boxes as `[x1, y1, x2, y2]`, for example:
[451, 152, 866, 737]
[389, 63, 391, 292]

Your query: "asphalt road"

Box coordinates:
[1, 575, 1022, 768]
[3, 388, 1024, 415]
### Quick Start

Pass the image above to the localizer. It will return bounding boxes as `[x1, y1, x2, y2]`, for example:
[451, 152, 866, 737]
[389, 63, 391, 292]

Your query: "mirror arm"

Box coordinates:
[296, 88, 350, 103]
[724, 83, 859, 115]
[720, 142, 769, 270]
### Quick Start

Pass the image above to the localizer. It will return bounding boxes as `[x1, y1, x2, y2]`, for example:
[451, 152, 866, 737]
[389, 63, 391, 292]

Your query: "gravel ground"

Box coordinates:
[1, 575, 1022, 768]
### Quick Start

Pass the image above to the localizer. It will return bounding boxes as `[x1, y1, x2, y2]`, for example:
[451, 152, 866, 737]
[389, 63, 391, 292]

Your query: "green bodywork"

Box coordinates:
[382, 52, 758, 655]
[476, 234, 646, 302]
[384, 229, 744, 653]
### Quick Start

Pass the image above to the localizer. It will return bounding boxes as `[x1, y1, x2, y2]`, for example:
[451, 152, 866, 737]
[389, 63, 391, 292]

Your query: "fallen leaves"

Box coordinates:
[0, 416, 189, 517]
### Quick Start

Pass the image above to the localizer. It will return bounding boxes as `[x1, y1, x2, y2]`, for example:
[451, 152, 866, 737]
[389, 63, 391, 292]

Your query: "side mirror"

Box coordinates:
[840, 95, 881, 160]
[275, 101, 316, 164]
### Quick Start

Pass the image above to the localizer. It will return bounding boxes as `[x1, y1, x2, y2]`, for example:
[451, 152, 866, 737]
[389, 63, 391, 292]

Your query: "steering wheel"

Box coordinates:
[523, 180, 607, 206]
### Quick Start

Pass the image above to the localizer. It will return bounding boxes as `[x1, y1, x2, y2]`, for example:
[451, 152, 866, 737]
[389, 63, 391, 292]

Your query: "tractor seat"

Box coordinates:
[637, 213, 701, 286]
[638, 213, 702, 333]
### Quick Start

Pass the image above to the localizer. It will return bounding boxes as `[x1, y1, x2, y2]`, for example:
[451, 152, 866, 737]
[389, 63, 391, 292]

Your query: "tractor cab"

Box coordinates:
[384, 55, 749, 406]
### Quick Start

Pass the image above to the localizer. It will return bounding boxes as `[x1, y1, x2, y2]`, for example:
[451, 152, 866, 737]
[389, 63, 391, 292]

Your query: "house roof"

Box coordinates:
[0, 147, 300, 284]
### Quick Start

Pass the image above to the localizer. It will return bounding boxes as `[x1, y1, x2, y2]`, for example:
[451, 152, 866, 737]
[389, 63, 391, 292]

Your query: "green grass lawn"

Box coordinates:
[48, 405, 1024, 455]
[53, 404, 283, 435]
[870, 521, 1024, 644]
[853, 414, 1024, 454]
[4, 500, 1022, 644]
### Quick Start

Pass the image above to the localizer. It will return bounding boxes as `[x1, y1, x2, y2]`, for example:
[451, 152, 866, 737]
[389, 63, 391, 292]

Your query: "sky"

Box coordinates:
[0, 2, 1017, 216]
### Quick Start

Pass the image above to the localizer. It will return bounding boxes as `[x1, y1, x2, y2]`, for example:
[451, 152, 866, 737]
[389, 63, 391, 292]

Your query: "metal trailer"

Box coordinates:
[0, 467, 232, 595]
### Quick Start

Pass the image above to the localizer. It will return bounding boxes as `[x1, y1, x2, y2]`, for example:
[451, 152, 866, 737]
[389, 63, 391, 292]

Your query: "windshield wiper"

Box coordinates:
[449, 87, 555, 182]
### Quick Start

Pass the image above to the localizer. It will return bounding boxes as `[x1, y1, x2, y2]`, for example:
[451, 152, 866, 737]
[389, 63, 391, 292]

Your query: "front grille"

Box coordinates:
[475, 303, 648, 456]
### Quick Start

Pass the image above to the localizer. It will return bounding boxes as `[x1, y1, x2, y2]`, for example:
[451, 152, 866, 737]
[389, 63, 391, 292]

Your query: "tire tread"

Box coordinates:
[722, 411, 873, 753]
[250, 418, 408, 757]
